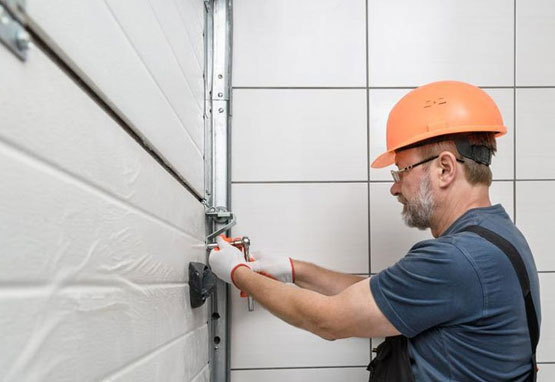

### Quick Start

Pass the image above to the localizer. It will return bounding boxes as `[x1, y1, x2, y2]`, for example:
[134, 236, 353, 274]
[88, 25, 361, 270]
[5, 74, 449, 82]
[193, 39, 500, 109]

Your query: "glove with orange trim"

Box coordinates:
[248, 251, 295, 283]
[209, 235, 251, 286]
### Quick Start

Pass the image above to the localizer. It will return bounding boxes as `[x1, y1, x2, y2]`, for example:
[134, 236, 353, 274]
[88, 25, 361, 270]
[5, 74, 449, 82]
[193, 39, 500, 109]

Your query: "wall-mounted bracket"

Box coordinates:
[189, 262, 216, 308]
[206, 206, 236, 241]
[0, 0, 29, 61]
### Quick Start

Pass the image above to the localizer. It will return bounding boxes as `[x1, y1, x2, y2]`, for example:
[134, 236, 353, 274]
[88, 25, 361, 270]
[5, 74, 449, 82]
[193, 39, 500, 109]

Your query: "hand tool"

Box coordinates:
[208, 236, 254, 311]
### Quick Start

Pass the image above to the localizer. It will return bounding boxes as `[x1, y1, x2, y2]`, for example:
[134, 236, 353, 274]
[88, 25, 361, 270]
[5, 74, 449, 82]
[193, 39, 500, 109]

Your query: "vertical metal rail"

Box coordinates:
[205, 0, 233, 381]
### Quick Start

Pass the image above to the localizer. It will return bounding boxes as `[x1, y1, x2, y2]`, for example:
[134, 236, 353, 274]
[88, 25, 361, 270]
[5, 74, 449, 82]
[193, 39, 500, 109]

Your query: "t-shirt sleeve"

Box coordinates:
[370, 239, 484, 338]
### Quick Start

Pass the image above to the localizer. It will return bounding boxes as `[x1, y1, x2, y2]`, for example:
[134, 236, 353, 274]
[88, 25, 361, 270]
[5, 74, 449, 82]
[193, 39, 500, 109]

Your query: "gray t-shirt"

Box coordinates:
[371, 204, 541, 382]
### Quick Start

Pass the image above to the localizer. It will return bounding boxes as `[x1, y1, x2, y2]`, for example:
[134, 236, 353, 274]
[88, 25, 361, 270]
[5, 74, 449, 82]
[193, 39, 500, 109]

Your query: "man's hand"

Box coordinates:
[249, 252, 295, 283]
[209, 235, 251, 286]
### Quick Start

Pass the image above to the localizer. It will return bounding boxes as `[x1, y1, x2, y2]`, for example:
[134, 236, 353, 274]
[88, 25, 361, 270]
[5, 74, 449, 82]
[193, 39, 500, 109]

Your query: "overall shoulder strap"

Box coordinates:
[462, 225, 539, 381]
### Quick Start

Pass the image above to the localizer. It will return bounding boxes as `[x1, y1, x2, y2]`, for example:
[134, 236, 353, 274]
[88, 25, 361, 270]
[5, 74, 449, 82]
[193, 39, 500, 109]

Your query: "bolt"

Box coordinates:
[217, 92, 223, 98]
[0, 8, 9, 25]
[218, 74, 223, 79]
[218, 108, 224, 113]
[15, 28, 30, 51]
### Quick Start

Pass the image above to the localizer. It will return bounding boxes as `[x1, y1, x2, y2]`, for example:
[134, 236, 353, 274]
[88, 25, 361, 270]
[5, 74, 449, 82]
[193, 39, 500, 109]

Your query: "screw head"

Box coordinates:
[15, 28, 30, 51]
[217, 74, 223, 79]
[217, 92, 223, 98]
[218, 108, 224, 113]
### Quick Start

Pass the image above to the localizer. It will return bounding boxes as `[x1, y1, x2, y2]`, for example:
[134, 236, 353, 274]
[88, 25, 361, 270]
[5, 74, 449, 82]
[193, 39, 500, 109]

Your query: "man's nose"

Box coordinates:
[390, 181, 400, 196]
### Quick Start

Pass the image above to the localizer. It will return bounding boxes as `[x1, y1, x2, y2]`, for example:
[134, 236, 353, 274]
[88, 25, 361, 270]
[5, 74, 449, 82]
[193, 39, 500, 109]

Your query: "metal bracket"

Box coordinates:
[205, 206, 236, 241]
[0, 0, 29, 61]
[189, 262, 217, 308]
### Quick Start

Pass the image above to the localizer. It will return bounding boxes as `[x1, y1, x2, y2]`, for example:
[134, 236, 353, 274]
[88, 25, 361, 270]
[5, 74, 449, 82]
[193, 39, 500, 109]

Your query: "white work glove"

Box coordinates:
[209, 235, 251, 286]
[249, 251, 295, 283]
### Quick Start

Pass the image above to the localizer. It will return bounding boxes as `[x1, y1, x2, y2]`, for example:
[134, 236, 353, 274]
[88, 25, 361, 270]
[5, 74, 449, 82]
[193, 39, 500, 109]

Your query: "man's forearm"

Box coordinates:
[292, 259, 364, 295]
[233, 265, 339, 340]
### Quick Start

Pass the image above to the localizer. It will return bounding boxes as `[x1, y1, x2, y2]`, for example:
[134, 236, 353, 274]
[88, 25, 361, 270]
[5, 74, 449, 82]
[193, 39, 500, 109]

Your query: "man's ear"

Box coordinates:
[436, 151, 458, 188]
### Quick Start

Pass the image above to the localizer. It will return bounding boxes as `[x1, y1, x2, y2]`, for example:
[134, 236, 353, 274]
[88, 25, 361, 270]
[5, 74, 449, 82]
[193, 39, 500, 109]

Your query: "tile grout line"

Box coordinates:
[231, 179, 552, 185]
[366, 0, 373, 359]
[231, 365, 369, 371]
[231, 362, 555, 370]
[231, 86, 555, 90]
[513, 0, 518, 225]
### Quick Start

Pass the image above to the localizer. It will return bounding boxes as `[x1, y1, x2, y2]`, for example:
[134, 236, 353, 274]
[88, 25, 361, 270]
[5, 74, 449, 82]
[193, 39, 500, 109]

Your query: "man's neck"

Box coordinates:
[430, 183, 491, 238]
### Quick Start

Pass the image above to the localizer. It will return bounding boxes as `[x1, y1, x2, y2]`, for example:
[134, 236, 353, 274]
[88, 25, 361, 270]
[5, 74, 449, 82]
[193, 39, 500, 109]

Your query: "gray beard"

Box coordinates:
[400, 176, 435, 230]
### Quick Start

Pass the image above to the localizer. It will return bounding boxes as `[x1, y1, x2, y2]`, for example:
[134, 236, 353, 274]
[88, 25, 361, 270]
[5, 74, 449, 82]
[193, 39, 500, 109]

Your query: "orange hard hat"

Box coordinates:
[371, 81, 507, 168]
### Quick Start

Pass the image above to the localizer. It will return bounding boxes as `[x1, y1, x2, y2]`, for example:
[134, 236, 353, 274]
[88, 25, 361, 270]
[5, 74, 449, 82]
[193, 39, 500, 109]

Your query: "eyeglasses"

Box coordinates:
[391, 155, 439, 183]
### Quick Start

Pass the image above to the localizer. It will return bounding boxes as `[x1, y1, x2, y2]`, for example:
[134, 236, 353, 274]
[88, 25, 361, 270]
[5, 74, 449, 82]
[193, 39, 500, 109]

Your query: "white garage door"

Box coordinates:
[0, 0, 209, 381]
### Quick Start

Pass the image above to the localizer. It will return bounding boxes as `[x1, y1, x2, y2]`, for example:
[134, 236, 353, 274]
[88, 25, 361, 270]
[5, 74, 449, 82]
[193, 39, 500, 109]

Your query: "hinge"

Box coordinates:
[0, 0, 29, 61]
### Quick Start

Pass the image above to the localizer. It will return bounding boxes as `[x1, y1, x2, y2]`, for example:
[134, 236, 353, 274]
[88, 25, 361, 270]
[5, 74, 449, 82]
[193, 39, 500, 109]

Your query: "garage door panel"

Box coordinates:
[0, 42, 204, 240]
[105, 331, 210, 382]
[105, 0, 204, 150]
[26, 0, 204, 194]
[0, 286, 207, 381]
[0, 140, 203, 284]
[147, 0, 205, 110]
[174, 0, 206, 65]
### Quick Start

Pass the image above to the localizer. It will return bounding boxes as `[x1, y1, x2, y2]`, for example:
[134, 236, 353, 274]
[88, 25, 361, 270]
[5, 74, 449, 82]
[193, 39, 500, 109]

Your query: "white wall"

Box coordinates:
[0, 0, 209, 380]
[230, 0, 555, 380]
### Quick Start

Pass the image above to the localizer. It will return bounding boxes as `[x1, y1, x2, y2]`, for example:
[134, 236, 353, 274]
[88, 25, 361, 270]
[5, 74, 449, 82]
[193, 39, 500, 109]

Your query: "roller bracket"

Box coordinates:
[189, 262, 216, 308]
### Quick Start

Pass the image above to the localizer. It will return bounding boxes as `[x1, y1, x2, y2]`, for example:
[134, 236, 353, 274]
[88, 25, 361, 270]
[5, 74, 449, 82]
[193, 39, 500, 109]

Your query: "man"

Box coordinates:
[209, 81, 541, 381]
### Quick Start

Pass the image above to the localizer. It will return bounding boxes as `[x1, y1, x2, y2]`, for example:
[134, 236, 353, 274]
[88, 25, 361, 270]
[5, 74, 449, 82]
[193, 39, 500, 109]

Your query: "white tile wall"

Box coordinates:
[368, 89, 410, 181]
[516, 181, 555, 272]
[368, 0, 514, 87]
[231, 0, 553, 377]
[233, 0, 366, 87]
[230, 292, 370, 369]
[516, 89, 555, 179]
[491, 181, 515, 221]
[538, 364, 555, 382]
[516, 0, 555, 85]
[232, 183, 369, 274]
[369, 89, 514, 181]
[232, 89, 368, 182]
[231, 367, 369, 382]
